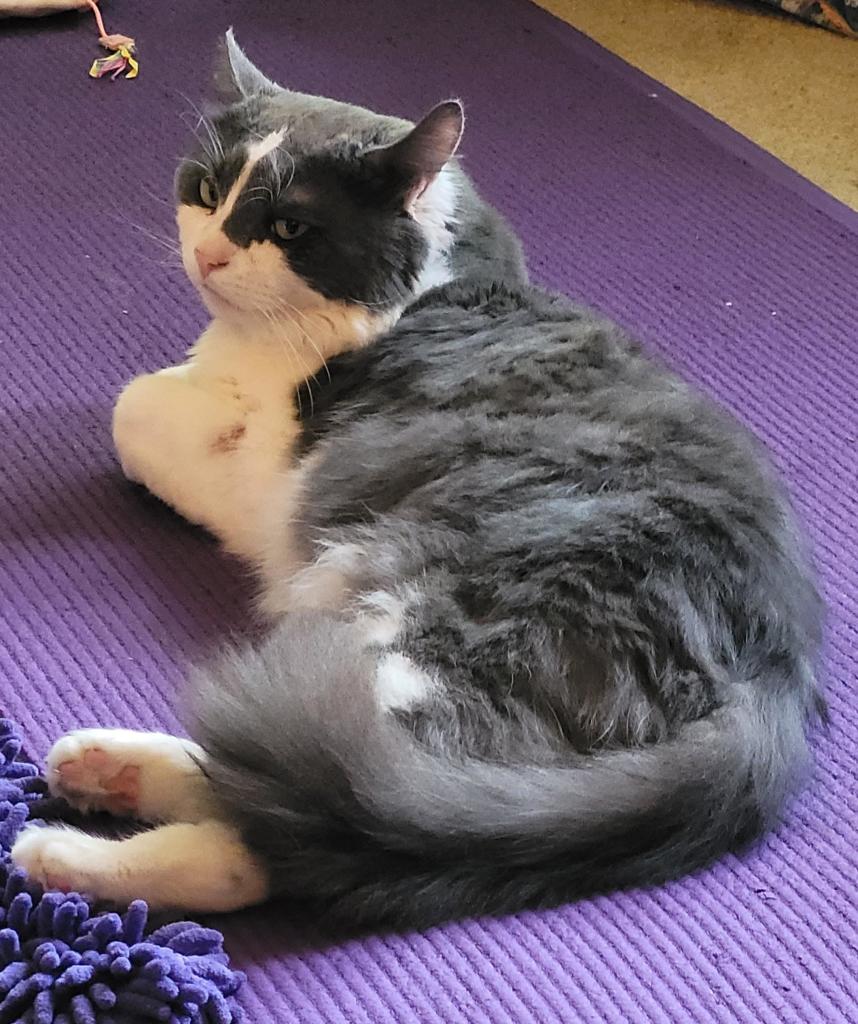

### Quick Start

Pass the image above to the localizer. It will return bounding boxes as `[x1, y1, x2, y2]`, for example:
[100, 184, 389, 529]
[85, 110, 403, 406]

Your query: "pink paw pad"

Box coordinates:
[55, 750, 141, 815]
[44, 873, 73, 893]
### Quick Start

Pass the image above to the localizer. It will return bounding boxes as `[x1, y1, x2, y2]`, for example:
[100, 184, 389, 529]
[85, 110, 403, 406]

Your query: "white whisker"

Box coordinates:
[140, 185, 173, 210]
[127, 222, 182, 257]
[243, 185, 275, 201]
[176, 91, 225, 162]
[180, 157, 212, 175]
[258, 306, 313, 417]
[347, 295, 390, 310]
[271, 297, 332, 384]
[274, 148, 296, 197]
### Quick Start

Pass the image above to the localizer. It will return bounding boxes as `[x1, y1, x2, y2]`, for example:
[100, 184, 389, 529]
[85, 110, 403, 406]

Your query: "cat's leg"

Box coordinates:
[11, 820, 269, 912]
[45, 729, 215, 823]
[112, 365, 248, 528]
[113, 365, 288, 559]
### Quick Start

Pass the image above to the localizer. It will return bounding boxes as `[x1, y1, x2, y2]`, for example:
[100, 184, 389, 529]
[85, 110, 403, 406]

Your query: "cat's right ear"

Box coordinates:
[214, 28, 281, 102]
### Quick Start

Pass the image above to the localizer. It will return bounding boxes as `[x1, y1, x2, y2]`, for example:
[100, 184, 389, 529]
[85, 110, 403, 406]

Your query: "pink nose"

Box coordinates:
[194, 241, 236, 280]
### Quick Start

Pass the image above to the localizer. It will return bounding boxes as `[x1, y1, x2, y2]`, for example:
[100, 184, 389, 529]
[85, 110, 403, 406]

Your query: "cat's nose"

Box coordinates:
[194, 240, 237, 280]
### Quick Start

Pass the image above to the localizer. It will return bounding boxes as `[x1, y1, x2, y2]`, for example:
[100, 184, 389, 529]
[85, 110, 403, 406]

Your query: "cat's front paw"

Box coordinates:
[112, 367, 189, 489]
[112, 366, 258, 537]
[11, 826, 102, 895]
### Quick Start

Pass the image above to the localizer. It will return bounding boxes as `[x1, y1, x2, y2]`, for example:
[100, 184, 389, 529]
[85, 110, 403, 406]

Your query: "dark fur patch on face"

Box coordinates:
[226, 153, 427, 306]
[175, 95, 438, 308]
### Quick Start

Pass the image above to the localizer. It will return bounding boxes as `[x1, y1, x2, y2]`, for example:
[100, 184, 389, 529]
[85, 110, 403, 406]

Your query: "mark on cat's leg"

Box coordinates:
[11, 820, 269, 912]
[46, 729, 213, 823]
[211, 422, 247, 453]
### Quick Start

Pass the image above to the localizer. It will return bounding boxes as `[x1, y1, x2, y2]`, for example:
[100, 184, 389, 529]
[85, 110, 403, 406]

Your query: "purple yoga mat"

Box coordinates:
[1, 1, 856, 1021]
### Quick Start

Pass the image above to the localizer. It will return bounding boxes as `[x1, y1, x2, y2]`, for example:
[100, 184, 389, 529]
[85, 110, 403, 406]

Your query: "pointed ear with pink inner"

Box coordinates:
[365, 100, 465, 211]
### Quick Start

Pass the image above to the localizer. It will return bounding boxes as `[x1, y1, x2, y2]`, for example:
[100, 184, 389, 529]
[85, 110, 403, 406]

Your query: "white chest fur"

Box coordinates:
[112, 308, 383, 564]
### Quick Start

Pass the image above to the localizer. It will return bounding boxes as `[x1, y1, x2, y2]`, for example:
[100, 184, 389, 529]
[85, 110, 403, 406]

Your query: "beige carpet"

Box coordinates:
[535, 0, 858, 210]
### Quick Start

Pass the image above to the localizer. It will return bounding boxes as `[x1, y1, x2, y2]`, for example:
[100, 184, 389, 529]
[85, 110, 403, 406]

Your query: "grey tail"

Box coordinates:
[190, 613, 815, 931]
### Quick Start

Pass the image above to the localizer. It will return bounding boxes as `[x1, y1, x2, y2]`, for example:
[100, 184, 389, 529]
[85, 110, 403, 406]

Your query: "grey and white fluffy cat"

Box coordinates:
[12, 33, 823, 932]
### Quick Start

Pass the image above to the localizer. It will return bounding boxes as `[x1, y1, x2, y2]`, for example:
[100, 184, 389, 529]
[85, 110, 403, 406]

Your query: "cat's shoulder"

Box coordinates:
[405, 279, 574, 321]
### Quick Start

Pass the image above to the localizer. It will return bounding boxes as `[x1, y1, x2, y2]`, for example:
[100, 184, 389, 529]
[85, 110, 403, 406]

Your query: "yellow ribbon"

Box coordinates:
[88, 46, 139, 80]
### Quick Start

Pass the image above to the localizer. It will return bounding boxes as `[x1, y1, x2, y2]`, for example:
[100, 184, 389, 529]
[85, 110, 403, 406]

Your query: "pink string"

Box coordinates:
[84, 0, 109, 42]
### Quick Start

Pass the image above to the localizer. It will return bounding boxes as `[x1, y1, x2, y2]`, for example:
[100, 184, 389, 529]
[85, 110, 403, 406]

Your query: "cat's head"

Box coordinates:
[176, 30, 463, 327]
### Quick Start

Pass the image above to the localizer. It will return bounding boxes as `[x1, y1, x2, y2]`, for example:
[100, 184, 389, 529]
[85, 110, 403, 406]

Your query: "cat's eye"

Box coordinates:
[272, 219, 309, 241]
[199, 177, 219, 209]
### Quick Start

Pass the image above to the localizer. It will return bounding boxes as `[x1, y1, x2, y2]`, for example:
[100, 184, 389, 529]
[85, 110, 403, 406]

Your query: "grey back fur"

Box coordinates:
[192, 278, 823, 930]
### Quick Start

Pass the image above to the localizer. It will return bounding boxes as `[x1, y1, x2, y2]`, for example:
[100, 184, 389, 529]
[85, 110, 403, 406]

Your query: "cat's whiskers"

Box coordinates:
[179, 115, 220, 165]
[179, 157, 212, 176]
[346, 295, 390, 310]
[243, 185, 275, 200]
[136, 253, 186, 273]
[270, 297, 332, 384]
[271, 308, 324, 393]
[267, 291, 313, 326]
[123, 226, 186, 274]
[124, 221, 183, 259]
[105, 202, 185, 268]
[237, 194, 271, 210]
[276, 149, 296, 196]
[257, 306, 313, 417]
[264, 303, 331, 412]
[176, 91, 225, 162]
[236, 185, 275, 212]
[138, 185, 174, 211]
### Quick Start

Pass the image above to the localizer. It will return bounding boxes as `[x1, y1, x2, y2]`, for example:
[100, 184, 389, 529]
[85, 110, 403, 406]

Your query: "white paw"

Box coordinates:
[46, 729, 208, 822]
[113, 367, 254, 481]
[47, 729, 144, 816]
[112, 367, 258, 536]
[11, 826, 102, 896]
[112, 370, 188, 487]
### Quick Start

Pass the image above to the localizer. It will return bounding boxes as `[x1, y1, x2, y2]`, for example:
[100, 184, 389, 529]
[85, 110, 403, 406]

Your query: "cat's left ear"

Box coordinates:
[365, 100, 464, 211]
[214, 28, 281, 102]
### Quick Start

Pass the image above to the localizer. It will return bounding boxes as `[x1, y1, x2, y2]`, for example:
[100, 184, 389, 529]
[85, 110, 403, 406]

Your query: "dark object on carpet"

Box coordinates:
[0, 0, 856, 1021]
[759, 0, 858, 35]
[0, 721, 244, 1023]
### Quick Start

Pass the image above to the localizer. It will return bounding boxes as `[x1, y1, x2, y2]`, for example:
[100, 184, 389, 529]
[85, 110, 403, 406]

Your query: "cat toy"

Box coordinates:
[85, 0, 138, 80]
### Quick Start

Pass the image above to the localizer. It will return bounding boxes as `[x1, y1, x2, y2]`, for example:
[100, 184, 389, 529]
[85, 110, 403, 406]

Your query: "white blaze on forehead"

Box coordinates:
[246, 127, 287, 164]
[217, 128, 287, 223]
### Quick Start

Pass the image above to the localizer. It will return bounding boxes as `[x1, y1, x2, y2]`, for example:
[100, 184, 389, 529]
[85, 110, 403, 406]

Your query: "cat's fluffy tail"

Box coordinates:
[191, 612, 817, 930]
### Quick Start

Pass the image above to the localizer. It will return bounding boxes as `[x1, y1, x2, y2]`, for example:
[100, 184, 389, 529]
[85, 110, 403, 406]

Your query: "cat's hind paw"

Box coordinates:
[11, 825, 103, 895]
[46, 729, 211, 823]
[47, 731, 142, 816]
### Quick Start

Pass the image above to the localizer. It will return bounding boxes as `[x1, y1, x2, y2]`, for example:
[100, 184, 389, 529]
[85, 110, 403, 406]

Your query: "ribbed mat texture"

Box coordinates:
[1, 1, 856, 1020]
